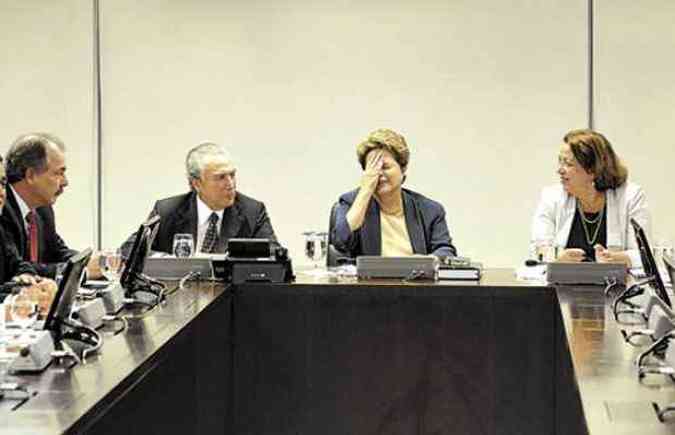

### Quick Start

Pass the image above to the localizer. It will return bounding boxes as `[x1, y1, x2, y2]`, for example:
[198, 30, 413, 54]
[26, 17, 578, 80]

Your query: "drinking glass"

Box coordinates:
[100, 249, 124, 282]
[653, 238, 674, 270]
[54, 263, 67, 287]
[535, 239, 558, 263]
[173, 233, 194, 258]
[302, 231, 328, 267]
[8, 293, 37, 338]
[315, 232, 328, 264]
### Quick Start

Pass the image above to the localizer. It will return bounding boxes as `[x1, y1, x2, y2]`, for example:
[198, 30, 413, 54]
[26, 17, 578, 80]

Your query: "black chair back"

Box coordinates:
[326, 202, 341, 267]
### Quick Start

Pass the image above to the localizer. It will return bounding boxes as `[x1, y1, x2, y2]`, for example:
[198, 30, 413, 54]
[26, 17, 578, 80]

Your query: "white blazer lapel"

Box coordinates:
[605, 188, 623, 248]
[555, 192, 575, 248]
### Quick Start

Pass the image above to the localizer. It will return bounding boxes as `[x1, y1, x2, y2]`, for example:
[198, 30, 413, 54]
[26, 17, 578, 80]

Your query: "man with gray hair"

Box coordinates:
[122, 141, 277, 256]
[1, 132, 102, 278]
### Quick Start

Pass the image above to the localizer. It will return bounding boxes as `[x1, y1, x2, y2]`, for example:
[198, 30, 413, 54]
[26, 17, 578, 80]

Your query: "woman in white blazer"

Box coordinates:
[530, 129, 650, 267]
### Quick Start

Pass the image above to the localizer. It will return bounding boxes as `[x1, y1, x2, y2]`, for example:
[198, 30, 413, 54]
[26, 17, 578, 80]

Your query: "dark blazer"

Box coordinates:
[0, 225, 37, 302]
[0, 187, 77, 278]
[121, 191, 277, 256]
[332, 188, 457, 258]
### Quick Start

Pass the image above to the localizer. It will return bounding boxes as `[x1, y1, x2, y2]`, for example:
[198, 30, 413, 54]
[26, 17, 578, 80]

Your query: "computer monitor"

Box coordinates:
[630, 218, 671, 307]
[43, 248, 93, 332]
[120, 214, 161, 292]
[662, 253, 675, 293]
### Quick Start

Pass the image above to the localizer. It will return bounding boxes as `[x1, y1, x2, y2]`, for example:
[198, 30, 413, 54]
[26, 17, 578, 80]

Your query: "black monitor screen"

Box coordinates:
[630, 218, 671, 307]
[43, 248, 93, 331]
[662, 254, 675, 298]
[120, 214, 161, 290]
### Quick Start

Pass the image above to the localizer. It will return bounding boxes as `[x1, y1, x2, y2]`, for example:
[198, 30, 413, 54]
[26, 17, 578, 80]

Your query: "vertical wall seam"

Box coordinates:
[588, 0, 595, 130]
[93, 0, 102, 249]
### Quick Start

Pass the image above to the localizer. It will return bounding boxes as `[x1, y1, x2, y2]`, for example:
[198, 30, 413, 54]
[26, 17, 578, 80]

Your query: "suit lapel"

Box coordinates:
[34, 210, 46, 262]
[556, 193, 576, 248]
[605, 189, 621, 247]
[218, 202, 243, 252]
[2, 187, 27, 258]
[403, 191, 426, 254]
[361, 199, 381, 255]
[187, 195, 199, 243]
[171, 193, 199, 244]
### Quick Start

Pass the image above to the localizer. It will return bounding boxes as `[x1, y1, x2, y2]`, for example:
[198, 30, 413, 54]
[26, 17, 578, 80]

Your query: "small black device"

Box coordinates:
[213, 238, 294, 284]
[663, 254, 675, 293]
[120, 215, 165, 302]
[43, 248, 103, 361]
[44, 248, 93, 333]
[227, 238, 272, 258]
[631, 218, 671, 307]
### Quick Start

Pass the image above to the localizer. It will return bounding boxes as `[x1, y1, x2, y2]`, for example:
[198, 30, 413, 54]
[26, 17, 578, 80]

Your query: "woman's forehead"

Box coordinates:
[379, 149, 397, 161]
[559, 143, 573, 156]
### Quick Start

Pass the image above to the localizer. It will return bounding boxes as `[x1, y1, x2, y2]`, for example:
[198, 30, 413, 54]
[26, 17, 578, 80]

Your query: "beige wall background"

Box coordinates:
[0, 1, 95, 252]
[99, 0, 586, 267]
[595, 0, 675, 247]
[2, 1, 672, 268]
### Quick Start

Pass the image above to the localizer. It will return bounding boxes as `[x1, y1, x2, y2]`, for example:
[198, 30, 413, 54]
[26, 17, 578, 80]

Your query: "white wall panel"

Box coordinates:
[0, 1, 95, 252]
[101, 0, 587, 266]
[595, 1, 675, 245]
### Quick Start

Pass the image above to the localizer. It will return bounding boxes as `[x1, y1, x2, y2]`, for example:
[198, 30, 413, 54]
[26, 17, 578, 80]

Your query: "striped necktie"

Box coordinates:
[201, 212, 220, 253]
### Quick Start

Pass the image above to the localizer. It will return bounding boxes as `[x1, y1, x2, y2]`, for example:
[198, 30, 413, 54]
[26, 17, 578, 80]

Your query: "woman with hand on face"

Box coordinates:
[530, 129, 650, 267]
[332, 128, 457, 259]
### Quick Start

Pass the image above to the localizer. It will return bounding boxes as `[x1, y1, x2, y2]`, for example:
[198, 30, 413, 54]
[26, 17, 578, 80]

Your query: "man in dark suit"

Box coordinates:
[1, 133, 101, 279]
[0, 155, 56, 308]
[122, 142, 277, 256]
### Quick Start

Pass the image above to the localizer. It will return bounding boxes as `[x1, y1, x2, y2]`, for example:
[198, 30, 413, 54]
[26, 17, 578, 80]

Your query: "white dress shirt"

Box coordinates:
[196, 196, 224, 253]
[530, 181, 651, 268]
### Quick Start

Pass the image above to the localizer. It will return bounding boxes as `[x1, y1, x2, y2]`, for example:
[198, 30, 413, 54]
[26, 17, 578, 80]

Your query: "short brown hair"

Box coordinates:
[564, 129, 628, 191]
[356, 129, 410, 171]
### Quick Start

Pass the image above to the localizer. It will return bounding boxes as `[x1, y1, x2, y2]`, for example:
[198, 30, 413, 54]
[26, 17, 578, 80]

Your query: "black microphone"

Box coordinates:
[525, 259, 544, 267]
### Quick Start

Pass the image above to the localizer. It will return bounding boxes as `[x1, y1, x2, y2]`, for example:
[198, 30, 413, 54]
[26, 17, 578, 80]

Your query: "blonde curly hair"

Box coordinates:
[356, 128, 410, 171]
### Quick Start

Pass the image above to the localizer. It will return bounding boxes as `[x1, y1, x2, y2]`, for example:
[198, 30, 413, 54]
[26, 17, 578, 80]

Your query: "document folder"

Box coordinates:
[438, 263, 482, 281]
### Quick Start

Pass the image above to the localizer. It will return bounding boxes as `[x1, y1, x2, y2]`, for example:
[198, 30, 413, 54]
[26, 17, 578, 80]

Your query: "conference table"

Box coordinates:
[1, 268, 675, 434]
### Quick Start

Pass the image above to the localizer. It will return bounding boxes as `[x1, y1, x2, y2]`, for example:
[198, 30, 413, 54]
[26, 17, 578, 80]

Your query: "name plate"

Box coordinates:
[546, 262, 626, 285]
[356, 256, 439, 281]
[143, 257, 214, 280]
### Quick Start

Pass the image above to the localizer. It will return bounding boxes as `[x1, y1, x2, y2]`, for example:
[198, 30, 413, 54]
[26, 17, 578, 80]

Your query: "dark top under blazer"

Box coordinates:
[0, 225, 37, 302]
[0, 187, 77, 278]
[121, 191, 277, 256]
[333, 188, 457, 258]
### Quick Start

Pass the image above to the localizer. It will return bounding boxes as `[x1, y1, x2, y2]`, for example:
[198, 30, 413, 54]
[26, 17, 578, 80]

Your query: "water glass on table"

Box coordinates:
[653, 238, 674, 270]
[535, 240, 558, 263]
[100, 249, 124, 283]
[302, 231, 328, 268]
[54, 263, 67, 287]
[173, 233, 194, 258]
[8, 293, 37, 339]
